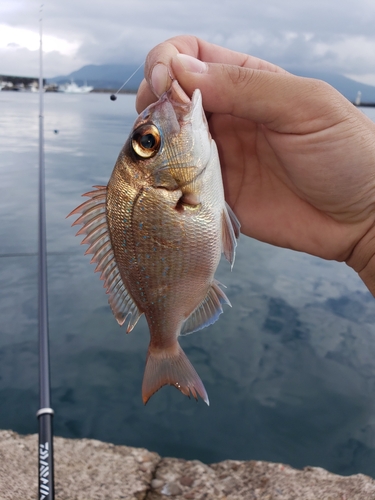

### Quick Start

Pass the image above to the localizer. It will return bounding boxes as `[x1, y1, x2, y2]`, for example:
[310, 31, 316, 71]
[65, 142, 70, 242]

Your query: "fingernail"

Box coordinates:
[175, 54, 207, 73]
[151, 63, 170, 97]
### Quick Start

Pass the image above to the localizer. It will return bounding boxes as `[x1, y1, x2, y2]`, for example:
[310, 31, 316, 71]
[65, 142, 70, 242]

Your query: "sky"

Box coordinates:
[1, 0, 375, 85]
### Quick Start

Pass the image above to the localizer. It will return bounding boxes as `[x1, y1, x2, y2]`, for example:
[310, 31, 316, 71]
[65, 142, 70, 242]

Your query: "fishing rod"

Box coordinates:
[110, 62, 144, 101]
[37, 4, 55, 500]
[34, 17, 141, 496]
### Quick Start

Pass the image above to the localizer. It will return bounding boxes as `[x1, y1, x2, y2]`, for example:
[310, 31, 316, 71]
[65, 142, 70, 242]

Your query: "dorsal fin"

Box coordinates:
[222, 203, 241, 269]
[67, 186, 142, 331]
[180, 280, 231, 336]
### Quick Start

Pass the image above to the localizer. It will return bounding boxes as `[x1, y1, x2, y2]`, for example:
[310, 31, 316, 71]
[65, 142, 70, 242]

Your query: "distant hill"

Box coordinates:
[48, 64, 143, 91]
[49, 63, 375, 102]
[287, 69, 375, 103]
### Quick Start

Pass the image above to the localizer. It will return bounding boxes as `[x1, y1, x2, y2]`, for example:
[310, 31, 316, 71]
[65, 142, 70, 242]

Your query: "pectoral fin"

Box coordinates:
[222, 203, 241, 268]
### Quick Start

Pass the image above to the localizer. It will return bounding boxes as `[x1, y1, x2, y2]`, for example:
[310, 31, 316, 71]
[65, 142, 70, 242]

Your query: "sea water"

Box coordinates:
[1, 91, 375, 476]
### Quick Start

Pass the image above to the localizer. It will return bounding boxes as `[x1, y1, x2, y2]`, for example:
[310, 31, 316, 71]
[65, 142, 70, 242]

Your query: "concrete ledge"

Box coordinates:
[1, 430, 375, 499]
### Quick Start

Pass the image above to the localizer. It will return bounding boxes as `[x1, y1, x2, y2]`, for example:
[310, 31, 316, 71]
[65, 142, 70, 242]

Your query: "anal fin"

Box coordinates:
[222, 202, 241, 268]
[180, 280, 231, 336]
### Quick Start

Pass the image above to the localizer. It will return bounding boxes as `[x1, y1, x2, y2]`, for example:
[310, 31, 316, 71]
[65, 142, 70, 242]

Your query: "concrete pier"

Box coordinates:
[1, 430, 375, 499]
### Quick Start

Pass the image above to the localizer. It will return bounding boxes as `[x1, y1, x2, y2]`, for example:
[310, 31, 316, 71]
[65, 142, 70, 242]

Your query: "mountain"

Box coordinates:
[49, 63, 375, 102]
[287, 69, 375, 103]
[49, 64, 144, 91]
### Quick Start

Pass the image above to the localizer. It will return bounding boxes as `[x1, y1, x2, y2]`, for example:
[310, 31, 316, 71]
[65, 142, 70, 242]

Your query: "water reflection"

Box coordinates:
[1, 92, 375, 477]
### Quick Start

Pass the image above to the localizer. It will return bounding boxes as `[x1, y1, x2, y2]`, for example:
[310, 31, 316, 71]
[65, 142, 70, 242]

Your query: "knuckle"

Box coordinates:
[225, 65, 254, 88]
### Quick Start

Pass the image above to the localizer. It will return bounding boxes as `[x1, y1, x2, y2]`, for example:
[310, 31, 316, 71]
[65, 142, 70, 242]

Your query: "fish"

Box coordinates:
[68, 80, 240, 405]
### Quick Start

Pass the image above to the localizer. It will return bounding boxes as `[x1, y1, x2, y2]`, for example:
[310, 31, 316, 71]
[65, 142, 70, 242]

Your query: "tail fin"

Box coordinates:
[142, 343, 209, 405]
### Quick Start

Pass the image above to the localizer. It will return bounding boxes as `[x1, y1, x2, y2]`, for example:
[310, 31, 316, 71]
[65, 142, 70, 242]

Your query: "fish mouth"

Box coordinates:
[166, 83, 208, 141]
[167, 79, 191, 105]
[140, 80, 204, 131]
[163, 80, 203, 123]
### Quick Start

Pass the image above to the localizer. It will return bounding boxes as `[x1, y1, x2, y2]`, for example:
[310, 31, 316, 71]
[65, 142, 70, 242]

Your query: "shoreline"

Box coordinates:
[1, 88, 374, 105]
[0, 88, 137, 95]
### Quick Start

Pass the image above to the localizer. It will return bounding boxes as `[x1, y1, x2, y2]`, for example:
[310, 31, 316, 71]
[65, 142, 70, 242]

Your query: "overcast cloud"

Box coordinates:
[1, 0, 375, 84]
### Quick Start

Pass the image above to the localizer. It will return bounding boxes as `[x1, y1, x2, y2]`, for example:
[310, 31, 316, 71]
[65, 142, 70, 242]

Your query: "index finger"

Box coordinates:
[146, 35, 285, 76]
[136, 35, 286, 112]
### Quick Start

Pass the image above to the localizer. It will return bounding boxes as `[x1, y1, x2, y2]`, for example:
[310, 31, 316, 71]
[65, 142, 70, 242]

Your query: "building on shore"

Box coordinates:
[0, 74, 53, 91]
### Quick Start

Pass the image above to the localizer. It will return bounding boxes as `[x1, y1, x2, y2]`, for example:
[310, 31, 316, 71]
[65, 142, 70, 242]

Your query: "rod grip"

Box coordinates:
[38, 413, 55, 500]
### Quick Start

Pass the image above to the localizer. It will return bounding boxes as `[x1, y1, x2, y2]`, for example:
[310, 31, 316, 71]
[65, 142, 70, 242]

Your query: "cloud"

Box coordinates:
[1, 0, 375, 83]
[0, 23, 80, 54]
[346, 73, 375, 86]
[315, 36, 375, 73]
[0, 45, 87, 78]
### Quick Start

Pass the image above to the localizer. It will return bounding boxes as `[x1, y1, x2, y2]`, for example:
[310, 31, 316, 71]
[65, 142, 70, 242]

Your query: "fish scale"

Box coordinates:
[68, 81, 240, 405]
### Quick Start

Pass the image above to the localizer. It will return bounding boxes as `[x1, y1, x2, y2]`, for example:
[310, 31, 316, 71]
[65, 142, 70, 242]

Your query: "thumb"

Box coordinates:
[171, 54, 349, 134]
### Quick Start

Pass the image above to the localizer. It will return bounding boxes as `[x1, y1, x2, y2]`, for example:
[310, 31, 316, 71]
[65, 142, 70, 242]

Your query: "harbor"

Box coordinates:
[0, 75, 93, 93]
[1, 73, 374, 104]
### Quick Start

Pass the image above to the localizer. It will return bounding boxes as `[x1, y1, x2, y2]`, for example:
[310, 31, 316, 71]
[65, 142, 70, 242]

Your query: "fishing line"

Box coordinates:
[110, 62, 144, 101]
[37, 4, 55, 499]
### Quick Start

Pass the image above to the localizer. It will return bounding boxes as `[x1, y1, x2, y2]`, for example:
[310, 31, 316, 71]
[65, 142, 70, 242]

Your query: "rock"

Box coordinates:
[0, 430, 159, 500]
[1, 430, 375, 499]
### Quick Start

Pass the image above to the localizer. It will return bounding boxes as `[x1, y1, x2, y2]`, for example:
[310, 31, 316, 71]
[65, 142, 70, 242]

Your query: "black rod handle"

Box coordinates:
[37, 411, 55, 500]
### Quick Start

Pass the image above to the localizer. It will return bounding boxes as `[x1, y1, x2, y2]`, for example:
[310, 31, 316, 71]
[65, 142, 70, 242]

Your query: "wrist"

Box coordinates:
[346, 224, 375, 296]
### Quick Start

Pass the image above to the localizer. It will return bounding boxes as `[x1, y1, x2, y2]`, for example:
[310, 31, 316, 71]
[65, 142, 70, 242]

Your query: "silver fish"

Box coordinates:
[68, 81, 240, 405]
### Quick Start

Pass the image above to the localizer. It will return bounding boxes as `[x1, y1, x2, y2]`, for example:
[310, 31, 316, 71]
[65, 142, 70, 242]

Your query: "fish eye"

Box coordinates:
[131, 124, 161, 159]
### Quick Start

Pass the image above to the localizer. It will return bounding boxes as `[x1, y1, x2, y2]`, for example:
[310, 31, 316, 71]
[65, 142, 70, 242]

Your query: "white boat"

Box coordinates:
[58, 81, 93, 93]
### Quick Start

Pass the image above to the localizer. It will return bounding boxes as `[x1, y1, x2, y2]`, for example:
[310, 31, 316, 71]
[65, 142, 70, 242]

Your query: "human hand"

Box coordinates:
[136, 36, 375, 294]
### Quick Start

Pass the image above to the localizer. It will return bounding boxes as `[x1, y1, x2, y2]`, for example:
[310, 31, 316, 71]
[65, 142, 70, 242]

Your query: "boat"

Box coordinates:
[58, 81, 93, 93]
